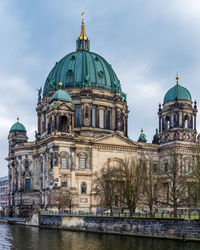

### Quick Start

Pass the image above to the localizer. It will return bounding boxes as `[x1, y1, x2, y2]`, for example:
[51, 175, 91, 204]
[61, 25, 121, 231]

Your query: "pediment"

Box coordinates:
[94, 134, 137, 147]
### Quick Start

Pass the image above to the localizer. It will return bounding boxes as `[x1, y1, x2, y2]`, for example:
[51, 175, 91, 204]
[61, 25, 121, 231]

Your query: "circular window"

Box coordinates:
[67, 69, 73, 77]
[95, 57, 99, 62]
[98, 71, 104, 78]
[70, 55, 75, 61]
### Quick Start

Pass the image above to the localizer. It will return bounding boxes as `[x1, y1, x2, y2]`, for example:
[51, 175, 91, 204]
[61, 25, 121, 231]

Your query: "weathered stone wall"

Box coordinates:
[39, 215, 200, 241]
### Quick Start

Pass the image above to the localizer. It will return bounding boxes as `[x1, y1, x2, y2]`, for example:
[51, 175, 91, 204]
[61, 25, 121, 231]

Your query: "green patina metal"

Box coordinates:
[49, 89, 73, 105]
[10, 121, 26, 132]
[43, 50, 122, 97]
[164, 83, 192, 104]
[138, 129, 147, 143]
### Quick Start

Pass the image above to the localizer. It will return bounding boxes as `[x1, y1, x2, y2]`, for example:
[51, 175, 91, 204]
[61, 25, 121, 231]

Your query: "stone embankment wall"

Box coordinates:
[39, 215, 200, 241]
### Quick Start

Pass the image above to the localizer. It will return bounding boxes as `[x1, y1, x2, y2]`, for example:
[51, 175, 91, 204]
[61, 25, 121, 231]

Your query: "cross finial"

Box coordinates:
[81, 11, 85, 24]
[17, 117, 19, 122]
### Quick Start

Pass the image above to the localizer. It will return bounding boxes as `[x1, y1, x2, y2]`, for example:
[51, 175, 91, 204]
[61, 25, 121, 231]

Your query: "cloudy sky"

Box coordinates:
[1, 0, 200, 176]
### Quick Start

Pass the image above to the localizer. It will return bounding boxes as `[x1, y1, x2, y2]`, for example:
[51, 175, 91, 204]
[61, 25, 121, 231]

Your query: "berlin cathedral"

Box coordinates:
[6, 14, 198, 215]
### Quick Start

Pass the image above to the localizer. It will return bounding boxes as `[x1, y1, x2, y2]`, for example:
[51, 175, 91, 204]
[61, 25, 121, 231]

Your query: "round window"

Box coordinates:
[98, 71, 104, 78]
[67, 69, 73, 77]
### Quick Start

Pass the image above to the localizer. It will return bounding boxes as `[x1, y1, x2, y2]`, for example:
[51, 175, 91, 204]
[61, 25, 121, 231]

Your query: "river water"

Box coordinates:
[0, 223, 199, 250]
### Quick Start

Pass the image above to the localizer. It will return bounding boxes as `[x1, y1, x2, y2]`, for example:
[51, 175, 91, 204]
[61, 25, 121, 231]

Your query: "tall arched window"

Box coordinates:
[85, 106, 89, 118]
[185, 115, 189, 128]
[99, 109, 105, 128]
[40, 157, 43, 173]
[107, 110, 111, 129]
[92, 108, 96, 127]
[60, 116, 68, 132]
[50, 153, 54, 169]
[79, 155, 87, 169]
[81, 182, 87, 194]
[76, 107, 81, 127]
[61, 158, 68, 169]
[25, 178, 31, 192]
[165, 116, 170, 129]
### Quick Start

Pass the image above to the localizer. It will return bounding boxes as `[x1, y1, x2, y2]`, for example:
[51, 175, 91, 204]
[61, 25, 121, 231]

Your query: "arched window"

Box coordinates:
[99, 109, 105, 128]
[76, 107, 81, 127]
[40, 157, 43, 173]
[25, 178, 31, 192]
[61, 158, 68, 169]
[60, 116, 68, 132]
[92, 108, 96, 127]
[185, 115, 189, 128]
[50, 153, 54, 169]
[79, 156, 86, 169]
[165, 116, 170, 129]
[81, 182, 87, 194]
[24, 160, 29, 169]
[48, 117, 52, 134]
[85, 106, 89, 118]
[107, 110, 111, 129]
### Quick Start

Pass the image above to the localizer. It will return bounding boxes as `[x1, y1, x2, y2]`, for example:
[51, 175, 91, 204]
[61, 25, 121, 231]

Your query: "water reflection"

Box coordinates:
[0, 223, 199, 250]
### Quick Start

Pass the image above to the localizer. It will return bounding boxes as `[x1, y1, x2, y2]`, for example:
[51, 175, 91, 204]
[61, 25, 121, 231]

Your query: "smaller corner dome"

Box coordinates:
[164, 84, 192, 104]
[10, 121, 26, 132]
[49, 89, 72, 104]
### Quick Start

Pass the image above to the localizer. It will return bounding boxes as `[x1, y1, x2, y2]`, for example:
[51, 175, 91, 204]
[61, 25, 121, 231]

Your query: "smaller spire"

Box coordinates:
[176, 73, 179, 85]
[17, 117, 19, 122]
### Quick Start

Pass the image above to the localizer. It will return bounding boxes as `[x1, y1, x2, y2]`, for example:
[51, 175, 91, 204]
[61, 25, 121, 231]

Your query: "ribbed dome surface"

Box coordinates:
[164, 84, 192, 104]
[10, 122, 26, 132]
[43, 50, 121, 97]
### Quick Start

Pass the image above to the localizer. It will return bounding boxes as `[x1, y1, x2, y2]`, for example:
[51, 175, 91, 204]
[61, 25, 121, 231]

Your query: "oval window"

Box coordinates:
[98, 71, 104, 78]
[67, 69, 73, 77]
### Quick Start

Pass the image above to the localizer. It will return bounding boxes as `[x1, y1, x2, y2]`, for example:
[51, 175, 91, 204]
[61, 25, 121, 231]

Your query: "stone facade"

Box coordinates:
[6, 18, 199, 216]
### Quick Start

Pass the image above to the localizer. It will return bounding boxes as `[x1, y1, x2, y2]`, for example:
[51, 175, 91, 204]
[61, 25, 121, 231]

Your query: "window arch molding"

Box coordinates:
[59, 151, 71, 169]
[77, 152, 88, 170]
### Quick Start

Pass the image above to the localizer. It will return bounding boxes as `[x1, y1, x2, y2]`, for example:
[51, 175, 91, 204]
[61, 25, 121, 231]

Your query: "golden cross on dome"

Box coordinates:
[17, 117, 19, 122]
[81, 11, 85, 24]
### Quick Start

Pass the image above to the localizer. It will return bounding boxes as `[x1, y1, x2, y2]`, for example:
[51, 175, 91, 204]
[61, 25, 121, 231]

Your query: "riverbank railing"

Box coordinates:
[40, 210, 200, 220]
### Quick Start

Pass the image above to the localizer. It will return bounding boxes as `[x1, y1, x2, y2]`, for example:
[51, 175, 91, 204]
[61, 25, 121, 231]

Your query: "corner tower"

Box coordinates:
[158, 75, 197, 144]
[8, 118, 28, 156]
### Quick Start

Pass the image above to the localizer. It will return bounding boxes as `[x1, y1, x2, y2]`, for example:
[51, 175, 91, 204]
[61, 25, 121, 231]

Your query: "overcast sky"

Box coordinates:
[1, 0, 200, 176]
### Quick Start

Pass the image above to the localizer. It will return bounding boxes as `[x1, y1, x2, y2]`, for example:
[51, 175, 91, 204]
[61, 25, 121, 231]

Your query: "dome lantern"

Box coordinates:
[76, 11, 90, 51]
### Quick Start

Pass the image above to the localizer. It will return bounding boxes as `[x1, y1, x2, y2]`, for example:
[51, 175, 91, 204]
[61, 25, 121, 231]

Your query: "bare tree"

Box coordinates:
[158, 153, 188, 218]
[49, 187, 77, 212]
[94, 165, 117, 215]
[190, 142, 200, 208]
[114, 158, 144, 214]
[143, 160, 157, 216]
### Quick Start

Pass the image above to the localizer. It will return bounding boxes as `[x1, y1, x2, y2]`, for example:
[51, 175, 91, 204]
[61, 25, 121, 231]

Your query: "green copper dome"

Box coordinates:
[164, 83, 192, 104]
[43, 50, 121, 97]
[10, 121, 26, 132]
[49, 89, 72, 104]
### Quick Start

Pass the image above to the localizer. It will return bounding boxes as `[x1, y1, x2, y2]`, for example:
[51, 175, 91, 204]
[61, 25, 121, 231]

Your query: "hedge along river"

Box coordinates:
[0, 223, 200, 250]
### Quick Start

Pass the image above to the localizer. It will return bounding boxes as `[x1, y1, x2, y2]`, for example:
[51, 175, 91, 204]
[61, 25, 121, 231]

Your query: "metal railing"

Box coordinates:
[39, 210, 200, 220]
